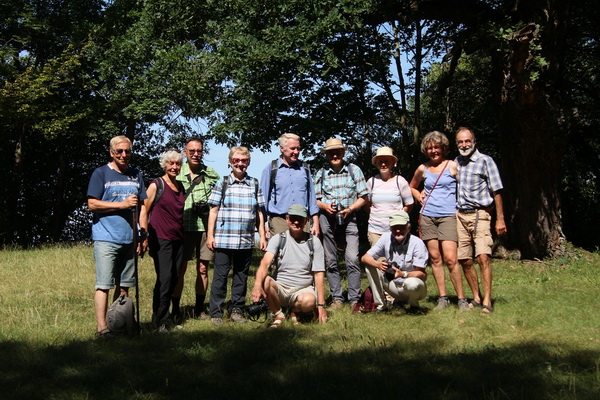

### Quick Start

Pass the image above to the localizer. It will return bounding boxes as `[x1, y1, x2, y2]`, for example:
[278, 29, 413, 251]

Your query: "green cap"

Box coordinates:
[287, 204, 308, 218]
[389, 210, 410, 226]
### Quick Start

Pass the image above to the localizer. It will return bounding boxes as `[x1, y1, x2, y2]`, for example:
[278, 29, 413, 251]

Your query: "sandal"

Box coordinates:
[269, 315, 286, 328]
[289, 312, 300, 326]
[481, 305, 494, 314]
[469, 300, 482, 309]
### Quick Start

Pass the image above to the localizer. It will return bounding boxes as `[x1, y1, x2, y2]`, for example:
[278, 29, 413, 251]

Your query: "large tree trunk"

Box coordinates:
[497, 1, 569, 258]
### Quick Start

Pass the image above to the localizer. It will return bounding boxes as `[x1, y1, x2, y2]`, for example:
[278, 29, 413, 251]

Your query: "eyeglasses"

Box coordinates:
[231, 158, 250, 164]
[187, 149, 203, 154]
[113, 148, 131, 155]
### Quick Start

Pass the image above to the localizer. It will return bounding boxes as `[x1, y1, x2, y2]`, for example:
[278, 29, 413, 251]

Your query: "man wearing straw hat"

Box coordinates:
[314, 138, 368, 309]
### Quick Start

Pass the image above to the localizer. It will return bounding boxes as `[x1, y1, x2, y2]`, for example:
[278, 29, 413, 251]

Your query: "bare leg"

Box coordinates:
[195, 259, 209, 296]
[294, 292, 317, 313]
[441, 240, 465, 299]
[263, 277, 281, 313]
[460, 258, 481, 304]
[95, 289, 109, 332]
[476, 253, 493, 308]
[426, 239, 446, 297]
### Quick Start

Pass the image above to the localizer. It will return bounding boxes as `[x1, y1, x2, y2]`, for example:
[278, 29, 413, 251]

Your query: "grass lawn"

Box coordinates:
[0, 244, 598, 399]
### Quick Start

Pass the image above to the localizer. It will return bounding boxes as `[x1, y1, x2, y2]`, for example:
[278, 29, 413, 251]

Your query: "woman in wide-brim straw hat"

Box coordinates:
[365, 147, 414, 245]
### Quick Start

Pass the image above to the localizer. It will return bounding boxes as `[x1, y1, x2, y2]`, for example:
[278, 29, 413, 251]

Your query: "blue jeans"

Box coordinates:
[209, 248, 252, 318]
[319, 213, 361, 303]
[94, 241, 135, 290]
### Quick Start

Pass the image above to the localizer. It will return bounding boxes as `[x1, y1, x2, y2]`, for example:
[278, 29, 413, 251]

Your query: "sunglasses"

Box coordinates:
[113, 149, 131, 155]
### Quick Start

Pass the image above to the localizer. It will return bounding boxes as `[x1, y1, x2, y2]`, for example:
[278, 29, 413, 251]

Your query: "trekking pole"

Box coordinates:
[132, 206, 141, 335]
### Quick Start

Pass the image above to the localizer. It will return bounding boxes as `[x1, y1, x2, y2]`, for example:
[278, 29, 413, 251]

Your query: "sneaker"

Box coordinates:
[458, 298, 470, 311]
[230, 308, 247, 324]
[95, 328, 113, 339]
[329, 300, 344, 310]
[157, 324, 169, 334]
[434, 297, 450, 310]
[289, 312, 300, 325]
[194, 311, 210, 320]
[211, 317, 223, 326]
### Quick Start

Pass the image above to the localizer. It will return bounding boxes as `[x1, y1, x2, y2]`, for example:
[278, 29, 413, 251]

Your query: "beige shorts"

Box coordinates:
[419, 215, 458, 242]
[367, 232, 382, 247]
[183, 231, 214, 261]
[269, 215, 310, 236]
[456, 210, 493, 259]
[274, 281, 316, 307]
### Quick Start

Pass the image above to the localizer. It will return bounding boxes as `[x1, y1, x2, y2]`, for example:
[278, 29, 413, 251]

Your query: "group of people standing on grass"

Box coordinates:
[87, 126, 506, 336]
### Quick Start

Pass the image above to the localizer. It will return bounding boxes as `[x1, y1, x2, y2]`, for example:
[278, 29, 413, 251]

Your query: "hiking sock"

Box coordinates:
[194, 294, 206, 315]
[171, 296, 181, 316]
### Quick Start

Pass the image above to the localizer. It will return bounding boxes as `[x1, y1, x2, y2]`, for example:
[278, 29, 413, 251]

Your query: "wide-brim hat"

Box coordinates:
[372, 146, 398, 166]
[321, 138, 347, 153]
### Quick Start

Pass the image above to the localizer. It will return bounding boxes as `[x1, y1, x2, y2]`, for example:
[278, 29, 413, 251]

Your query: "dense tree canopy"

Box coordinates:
[1, 0, 598, 257]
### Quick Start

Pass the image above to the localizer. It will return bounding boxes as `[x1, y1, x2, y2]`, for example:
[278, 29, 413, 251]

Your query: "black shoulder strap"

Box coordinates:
[369, 176, 375, 201]
[347, 163, 356, 183]
[253, 177, 259, 200]
[184, 173, 204, 200]
[268, 159, 279, 205]
[152, 178, 164, 207]
[302, 161, 310, 208]
[219, 177, 229, 207]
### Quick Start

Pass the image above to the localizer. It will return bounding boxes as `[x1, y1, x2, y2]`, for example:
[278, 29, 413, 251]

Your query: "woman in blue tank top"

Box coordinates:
[410, 131, 468, 311]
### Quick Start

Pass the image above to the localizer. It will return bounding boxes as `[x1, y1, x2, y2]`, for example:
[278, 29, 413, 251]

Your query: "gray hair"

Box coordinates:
[110, 135, 132, 151]
[421, 131, 450, 156]
[159, 150, 183, 169]
[278, 133, 301, 149]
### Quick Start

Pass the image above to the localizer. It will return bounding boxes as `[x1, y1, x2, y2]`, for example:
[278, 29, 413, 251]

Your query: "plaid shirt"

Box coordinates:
[455, 149, 503, 209]
[177, 162, 220, 232]
[314, 163, 368, 209]
[207, 174, 265, 249]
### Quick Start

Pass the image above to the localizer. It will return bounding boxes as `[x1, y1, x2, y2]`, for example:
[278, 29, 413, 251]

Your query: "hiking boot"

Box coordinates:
[434, 297, 450, 310]
[230, 308, 247, 324]
[211, 317, 223, 327]
[458, 298, 470, 311]
[95, 328, 113, 339]
[329, 300, 344, 310]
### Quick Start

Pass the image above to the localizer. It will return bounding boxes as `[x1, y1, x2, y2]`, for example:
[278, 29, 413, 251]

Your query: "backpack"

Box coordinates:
[351, 287, 376, 314]
[268, 159, 311, 207]
[107, 294, 136, 336]
[152, 177, 185, 207]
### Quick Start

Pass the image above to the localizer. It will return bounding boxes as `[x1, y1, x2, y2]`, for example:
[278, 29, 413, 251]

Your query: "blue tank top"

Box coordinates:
[422, 167, 456, 217]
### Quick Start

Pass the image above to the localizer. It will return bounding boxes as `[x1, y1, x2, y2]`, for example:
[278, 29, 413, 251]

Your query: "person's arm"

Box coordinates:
[310, 214, 320, 237]
[362, 252, 388, 273]
[493, 192, 507, 235]
[340, 195, 368, 219]
[313, 271, 328, 323]
[409, 165, 426, 206]
[257, 206, 267, 251]
[251, 252, 275, 302]
[391, 265, 426, 281]
[88, 196, 138, 212]
[317, 199, 336, 215]
[206, 205, 219, 251]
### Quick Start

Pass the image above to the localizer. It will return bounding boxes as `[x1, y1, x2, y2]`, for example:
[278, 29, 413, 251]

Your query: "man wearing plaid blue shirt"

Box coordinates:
[455, 127, 507, 314]
[314, 138, 369, 308]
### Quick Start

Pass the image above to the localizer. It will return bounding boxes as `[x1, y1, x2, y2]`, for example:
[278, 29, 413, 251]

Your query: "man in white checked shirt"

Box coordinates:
[455, 127, 507, 314]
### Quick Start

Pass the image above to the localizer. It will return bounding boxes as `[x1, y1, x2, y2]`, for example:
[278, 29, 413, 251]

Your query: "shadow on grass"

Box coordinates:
[1, 328, 598, 400]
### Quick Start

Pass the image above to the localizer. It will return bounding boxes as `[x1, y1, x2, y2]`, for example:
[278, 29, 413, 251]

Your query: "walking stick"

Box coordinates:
[132, 206, 141, 335]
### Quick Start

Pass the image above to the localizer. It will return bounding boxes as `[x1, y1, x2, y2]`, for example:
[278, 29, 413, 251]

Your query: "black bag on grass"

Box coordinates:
[107, 294, 136, 336]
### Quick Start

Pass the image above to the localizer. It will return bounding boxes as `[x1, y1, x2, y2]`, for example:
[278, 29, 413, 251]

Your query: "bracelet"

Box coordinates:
[317, 303, 326, 307]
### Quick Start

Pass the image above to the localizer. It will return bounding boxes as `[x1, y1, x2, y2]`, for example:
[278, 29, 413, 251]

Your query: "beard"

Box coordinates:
[459, 146, 475, 157]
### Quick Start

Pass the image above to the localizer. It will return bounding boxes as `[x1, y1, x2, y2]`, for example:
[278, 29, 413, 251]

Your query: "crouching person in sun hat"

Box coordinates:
[361, 210, 429, 313]
[251, 204, 328, 327]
